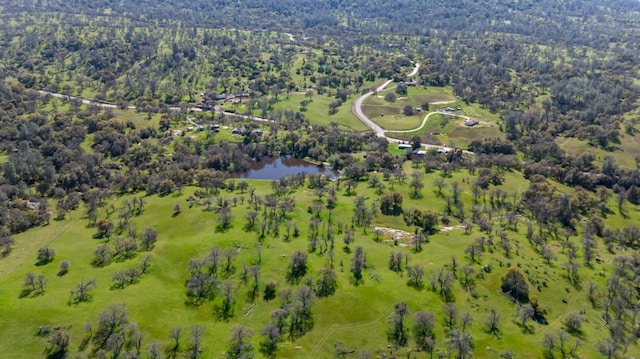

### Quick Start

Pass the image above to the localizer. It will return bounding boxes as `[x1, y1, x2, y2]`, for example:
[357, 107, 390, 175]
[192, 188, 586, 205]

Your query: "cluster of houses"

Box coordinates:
[166, 124, 220, 137]
[232, 128, 263, 136]
[196, 92, 251, 110]
[438, 106, 462, 113]
[398, 143, 450, 155]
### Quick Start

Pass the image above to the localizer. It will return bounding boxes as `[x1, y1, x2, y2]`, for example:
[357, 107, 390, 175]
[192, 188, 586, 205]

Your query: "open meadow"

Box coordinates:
[0, 161, 635, 358]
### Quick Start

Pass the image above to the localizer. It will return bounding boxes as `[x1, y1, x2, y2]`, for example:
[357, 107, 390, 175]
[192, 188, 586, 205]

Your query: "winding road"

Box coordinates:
[37, 61, 473, 154]
[352, 63, 474, 154]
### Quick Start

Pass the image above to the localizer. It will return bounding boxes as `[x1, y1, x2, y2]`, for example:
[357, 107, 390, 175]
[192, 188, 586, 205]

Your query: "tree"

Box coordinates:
[388, 302, 409, 346]
[501, 267, 529, 303]
[96, 218, 114, 238]
[465, 242, 480, 264]
[140, 227, 157, 251]
[540, 244, 555, 264]
[259, 323, 281, 358]
[403, 105, 414, 116]
[461, 312, 473, 332]
[92, 244, 114, 267]
[445, 329, 473, 359]
[434, 178, 446, 196]
[93, 303, 129, 351]
[351, 246, 366, 284]
[384, 92, 396, 103]
[58, 259, 70, 276]
[186, 325, 205, 359]
[413, 311, 435, 351]
[263, 282, 277, 301]
[597, 338, 620, 359]
[389, 251, 404, 272]
[460, 265, 475, 291]
[485, 308, 500, 336]
[227, 326, 253, 359]
[563, 311, 586, 334]
[443, 302, 458, 329]
[407, 264, 425, 289]
[47, 329, 70, 357]
[287, 251, 308, 284]
[173, 202, 183, 216]
[315, 267, 338, 297]
[146, 341, 162, 359]
[380, 192, 403, 216]
[517, 305, 535, 331]
[0, 233, 15, 256]
[167, 327, 182, 356]
[22, 271, 46, 297]
[409, 171, 424, 199]
[37, 247, 55, 265]
[69, 279, 97, 305]
[219, 281, 236, 320]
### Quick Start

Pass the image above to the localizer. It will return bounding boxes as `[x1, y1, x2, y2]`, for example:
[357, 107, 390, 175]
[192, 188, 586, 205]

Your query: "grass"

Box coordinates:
[273, 93, 369, 131]
[556, 135, 640, 170]
[361, 86, 504, 148]
[0, 161, 635, 358]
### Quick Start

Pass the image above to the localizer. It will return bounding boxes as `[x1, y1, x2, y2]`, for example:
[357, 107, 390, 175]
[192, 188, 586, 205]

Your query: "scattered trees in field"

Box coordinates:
[21, 271, 47, 297]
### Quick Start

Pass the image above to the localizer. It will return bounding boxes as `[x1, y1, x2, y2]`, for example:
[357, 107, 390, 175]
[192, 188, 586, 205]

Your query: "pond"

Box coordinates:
[233, 156, 340, 180]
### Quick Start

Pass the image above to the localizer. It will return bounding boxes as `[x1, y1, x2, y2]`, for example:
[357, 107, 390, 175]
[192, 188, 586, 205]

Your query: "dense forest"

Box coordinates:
[1, 0, 640, 358]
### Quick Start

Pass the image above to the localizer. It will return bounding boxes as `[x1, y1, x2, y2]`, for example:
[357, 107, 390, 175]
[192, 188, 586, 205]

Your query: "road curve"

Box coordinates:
[388, 111, 470, 134]
[351, 64, 475, 155]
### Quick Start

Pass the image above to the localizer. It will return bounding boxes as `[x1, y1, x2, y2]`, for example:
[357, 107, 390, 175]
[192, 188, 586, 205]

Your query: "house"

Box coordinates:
[251, 129, 263, 136]
[464, 118, 480, 127]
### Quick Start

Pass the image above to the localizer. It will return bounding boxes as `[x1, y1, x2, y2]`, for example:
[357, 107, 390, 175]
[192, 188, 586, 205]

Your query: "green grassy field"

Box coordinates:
[0, 162, 633, 358]
[361, 86, 503, 148]
[272, 93, 369, 131]
[557, 134, 640, 170]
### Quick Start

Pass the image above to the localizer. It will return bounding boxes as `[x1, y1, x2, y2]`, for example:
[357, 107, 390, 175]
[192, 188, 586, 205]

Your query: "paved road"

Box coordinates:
[36, 90, 273, 123]
[351, 64, 474, 155]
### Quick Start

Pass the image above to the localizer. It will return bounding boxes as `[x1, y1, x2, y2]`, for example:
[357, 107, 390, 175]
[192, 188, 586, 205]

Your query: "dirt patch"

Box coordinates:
[440, 225, 465, 232]
[373, 227, 412, 243]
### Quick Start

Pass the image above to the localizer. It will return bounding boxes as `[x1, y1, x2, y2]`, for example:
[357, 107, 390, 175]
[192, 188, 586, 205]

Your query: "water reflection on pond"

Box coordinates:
[233, 156, 340, 180]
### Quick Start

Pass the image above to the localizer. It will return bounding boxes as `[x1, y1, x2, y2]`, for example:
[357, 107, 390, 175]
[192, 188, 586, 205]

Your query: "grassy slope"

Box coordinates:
[0, 163, 635, 358]
[556, 134, 640, 170]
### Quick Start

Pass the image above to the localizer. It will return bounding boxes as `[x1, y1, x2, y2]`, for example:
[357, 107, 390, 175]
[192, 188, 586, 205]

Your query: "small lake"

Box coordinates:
[233, 156, 340, 180]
